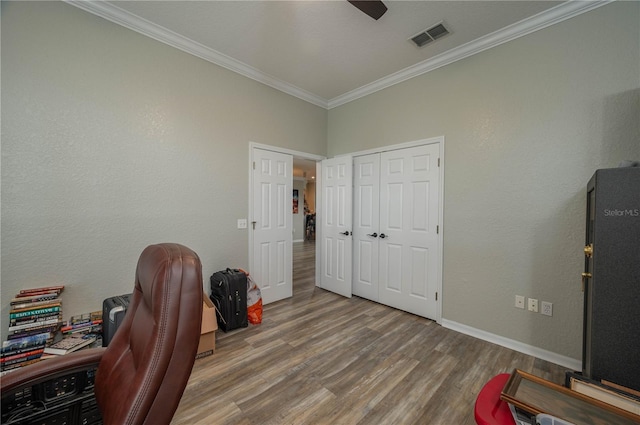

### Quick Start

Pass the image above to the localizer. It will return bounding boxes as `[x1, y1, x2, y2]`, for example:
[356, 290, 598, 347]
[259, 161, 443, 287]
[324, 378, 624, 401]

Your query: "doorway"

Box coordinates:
[248, 142, 324, 304]
[293, 157, 318, 296]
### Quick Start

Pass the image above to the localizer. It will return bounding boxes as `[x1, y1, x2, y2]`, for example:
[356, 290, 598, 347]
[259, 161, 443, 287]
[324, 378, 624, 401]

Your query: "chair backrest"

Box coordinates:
[95, 243, 203, 425]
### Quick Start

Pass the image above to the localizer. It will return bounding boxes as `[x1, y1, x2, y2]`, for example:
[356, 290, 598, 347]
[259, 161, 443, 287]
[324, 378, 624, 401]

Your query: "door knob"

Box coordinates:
[379, 233, 387, 239]
[340, 231, 351, 236]
[367, 232, 378, 238]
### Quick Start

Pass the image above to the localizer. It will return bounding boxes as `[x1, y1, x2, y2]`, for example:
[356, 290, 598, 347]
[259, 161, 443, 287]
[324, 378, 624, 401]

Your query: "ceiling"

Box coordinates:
[65, 0, 604, 109]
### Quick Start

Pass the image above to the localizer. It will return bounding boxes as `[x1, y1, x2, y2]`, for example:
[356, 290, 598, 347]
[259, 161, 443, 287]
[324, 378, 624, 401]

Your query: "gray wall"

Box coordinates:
[328, 1, 640, 360]
[1, 1, 327, 340]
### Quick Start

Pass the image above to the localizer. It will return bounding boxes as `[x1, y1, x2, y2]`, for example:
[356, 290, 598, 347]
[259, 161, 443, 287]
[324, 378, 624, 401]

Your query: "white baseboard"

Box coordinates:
[441, 319, 581, 371]
[293, 239, 305, 243]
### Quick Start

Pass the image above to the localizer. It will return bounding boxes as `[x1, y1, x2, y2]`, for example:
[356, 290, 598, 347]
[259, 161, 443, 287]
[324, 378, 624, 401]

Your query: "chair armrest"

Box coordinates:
[1, 347, 106, 393]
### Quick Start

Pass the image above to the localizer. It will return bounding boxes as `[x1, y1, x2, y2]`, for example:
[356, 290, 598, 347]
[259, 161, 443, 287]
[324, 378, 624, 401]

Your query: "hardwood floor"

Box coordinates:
[172, 240, 568, 424]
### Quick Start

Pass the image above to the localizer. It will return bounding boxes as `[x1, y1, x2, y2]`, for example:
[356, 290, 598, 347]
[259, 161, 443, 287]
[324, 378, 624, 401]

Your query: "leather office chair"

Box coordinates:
[1, 243, 204, 425]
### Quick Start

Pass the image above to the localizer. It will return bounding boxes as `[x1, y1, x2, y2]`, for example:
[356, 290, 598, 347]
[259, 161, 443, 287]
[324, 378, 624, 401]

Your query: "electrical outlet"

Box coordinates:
[527, 298, 538, 313]
[237, 219, 247, 229]
[541, 301, 553, 316]
[515, 295, 525, 309]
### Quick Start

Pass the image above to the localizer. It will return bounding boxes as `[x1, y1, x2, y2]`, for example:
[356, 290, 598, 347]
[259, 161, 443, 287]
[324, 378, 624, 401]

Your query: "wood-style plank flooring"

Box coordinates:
[172, 241, 568, 424]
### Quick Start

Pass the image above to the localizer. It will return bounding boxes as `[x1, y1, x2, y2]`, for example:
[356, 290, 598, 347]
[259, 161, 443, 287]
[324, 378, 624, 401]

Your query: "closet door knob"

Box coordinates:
[367, 232, 378, 238]
[379, 233, 387, 239]
[340, 231, 351, 236]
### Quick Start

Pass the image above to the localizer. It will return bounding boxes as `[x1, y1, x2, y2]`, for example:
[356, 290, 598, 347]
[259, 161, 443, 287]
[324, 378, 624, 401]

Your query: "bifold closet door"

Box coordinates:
[379, 144, 440, 319]
[352, 144, 440, 320]
[320, 156, 353, 298]
[353, 154, 380, 301]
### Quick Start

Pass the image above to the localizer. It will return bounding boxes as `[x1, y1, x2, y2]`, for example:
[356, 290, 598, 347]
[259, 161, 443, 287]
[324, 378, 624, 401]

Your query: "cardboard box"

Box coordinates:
[196, 294, 217, 359]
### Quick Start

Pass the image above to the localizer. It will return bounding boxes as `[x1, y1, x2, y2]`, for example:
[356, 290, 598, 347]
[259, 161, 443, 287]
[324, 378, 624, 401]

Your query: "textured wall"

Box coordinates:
[328, 2, 640, 360]
[1, 2, 326, 341]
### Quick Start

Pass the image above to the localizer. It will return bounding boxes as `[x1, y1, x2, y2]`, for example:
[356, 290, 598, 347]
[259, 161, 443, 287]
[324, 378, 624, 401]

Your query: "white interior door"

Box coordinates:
[320, 156, 352, 298]
[252, 148, 293, 304]
[352, 154, 380, 300]
[378, 144, 440, 318]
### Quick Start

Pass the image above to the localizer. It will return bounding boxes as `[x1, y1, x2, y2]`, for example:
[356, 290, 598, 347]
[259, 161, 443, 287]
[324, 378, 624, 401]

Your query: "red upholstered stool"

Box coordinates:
[474, 373, 516, 425]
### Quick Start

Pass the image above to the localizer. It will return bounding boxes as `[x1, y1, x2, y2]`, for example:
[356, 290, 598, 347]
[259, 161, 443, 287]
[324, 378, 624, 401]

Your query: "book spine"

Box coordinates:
[10, 306, 61, 319]
[11, 294, 59, 304]
[8, 318, 62, 332]
[0, 349, 45, 363]
[2, 337, 50, 353]
[10, 301, 62, 312]
[1, 361, 41, 373]
[69, 313, 92, 325]
[7, 333, 55, 342]
[14, 291, 60, 299]
[8, 325, 59, 339]
[1, 344, 47, 358]
[1, 354, 44, 369]
[61, 320, 103, 332]
[10, 312, 62, 325]
[62, 325, 103, 336]
[2, 331, 51, 347]
[19, 286, 65, 295]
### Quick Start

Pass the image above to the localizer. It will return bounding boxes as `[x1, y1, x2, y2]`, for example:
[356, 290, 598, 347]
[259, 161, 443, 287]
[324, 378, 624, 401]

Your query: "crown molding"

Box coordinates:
[65, 0, 611, 111]
[64, 0, 329, 109]
[327, 0, 613, 109]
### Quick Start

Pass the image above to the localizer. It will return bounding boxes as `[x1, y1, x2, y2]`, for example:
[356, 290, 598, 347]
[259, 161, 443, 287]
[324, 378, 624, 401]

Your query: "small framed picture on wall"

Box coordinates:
[293, 189, 299, 214]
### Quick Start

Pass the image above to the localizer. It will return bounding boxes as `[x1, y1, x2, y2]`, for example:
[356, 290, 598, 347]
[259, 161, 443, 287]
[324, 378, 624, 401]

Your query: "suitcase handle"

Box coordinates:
[211, 297, 227, 325]
[235, 290, 241, 312]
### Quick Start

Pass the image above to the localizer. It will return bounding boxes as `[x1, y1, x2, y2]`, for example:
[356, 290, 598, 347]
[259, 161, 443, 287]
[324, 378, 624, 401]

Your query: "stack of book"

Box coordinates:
[6, 286, 64, 341]
[3, 286, 65, 372]
[38, 311, 103, 358]
[1, 332, 50, 372]
[61, 311, 103, 339]
[43, 334, 98, 356]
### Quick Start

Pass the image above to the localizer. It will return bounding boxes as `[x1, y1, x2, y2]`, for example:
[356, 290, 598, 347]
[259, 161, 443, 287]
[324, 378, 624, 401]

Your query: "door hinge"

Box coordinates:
[435, 292, 438, 301]
[436, 225, 439, 234]
[437, 158, 440, 167]
[253, 161, 256, 170]
[252, 221, 256, 230]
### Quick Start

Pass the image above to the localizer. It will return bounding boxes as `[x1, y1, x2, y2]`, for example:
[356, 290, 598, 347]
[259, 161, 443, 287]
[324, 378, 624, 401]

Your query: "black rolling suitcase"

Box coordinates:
[210, 269, 247, 332]
[102, 293, 132, 346]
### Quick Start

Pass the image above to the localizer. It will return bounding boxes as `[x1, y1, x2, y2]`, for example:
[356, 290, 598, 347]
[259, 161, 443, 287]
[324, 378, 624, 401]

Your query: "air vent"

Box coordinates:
[410, 22, 450, 48]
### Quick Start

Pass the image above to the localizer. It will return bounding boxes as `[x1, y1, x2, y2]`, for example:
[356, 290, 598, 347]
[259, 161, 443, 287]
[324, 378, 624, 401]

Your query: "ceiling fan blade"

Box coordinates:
[347, 0, 387, 20]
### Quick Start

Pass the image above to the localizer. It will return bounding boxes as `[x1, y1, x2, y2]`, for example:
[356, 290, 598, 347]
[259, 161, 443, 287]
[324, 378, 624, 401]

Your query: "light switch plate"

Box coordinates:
[237, 219, 247, 229]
